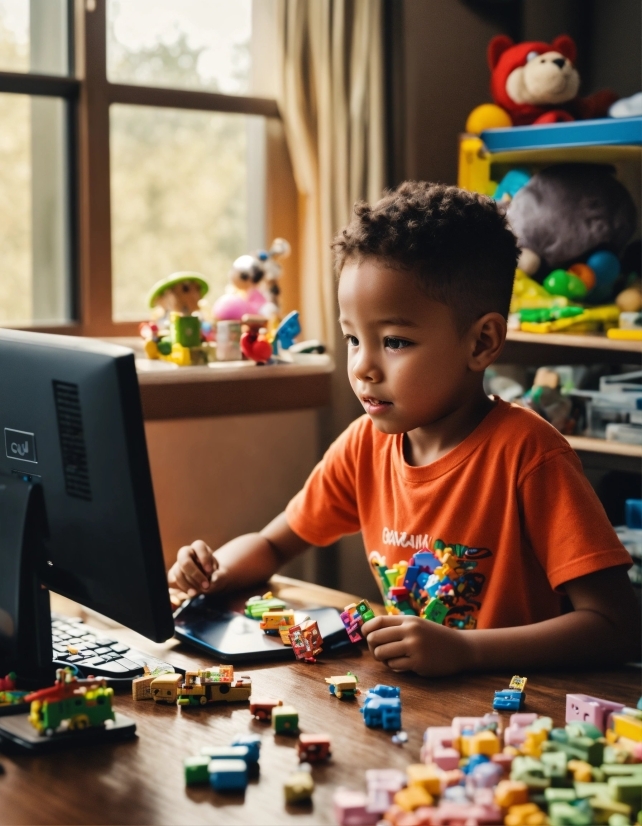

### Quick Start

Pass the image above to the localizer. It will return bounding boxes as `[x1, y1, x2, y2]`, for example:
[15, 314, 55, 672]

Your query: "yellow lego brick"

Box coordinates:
[406, 763, 441, 795]
[504, 802, 547, 825]
[607, 328, 642, 341]
[509, 676, 528, 692]
[520, 730, 547, 758]
[613, 713, 642, 743]
[589, 795, 632, 823]
[494, 779, 529, 808]
[568, 759, 593, 783]
[460, 734, 472, 757]
[393, 785, 434, 812]
[470, 730, 500, 756]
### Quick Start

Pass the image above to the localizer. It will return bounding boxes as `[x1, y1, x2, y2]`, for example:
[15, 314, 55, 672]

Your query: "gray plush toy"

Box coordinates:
[506, 163, 637, 275]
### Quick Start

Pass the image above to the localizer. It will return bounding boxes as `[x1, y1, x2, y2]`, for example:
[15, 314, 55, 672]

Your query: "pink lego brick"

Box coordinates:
[491, 752, 514, 774]
[428, 801, 503, 825]
[504, 713, 539, 746]
[566, 694, 625, 733]
[420, 726, 455, 762]
[509, 713, 538, 727]
[333, 788, 379, 826]
[365, 768, 406, 812]
[432, 746, 460, 771]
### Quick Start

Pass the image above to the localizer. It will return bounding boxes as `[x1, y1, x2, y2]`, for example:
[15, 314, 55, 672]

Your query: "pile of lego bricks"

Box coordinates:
[369, 543, 478, 627]
[333, 694, 642, 826]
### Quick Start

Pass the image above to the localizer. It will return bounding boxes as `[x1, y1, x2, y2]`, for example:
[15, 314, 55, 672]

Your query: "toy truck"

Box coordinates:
[176, 669, 252, 707]
[25, 668, 115, 736]
[325, 672, 360, 699]
[297, 733, 331, 763]
[250, 697, 284, 721]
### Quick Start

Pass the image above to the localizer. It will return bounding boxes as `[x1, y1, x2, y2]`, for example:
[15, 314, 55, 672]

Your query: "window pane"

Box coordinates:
[110, 104, 262, 322]
[0, 93, 72, 326]
[0, 0, 69, 75]
[107, 0, 252, 95]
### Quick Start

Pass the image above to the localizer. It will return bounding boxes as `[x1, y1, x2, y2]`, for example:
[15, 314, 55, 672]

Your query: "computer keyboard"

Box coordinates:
[51, 615, 180, 682]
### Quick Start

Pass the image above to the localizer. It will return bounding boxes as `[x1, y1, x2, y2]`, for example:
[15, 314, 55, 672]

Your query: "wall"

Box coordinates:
[145, 409, 321, 580]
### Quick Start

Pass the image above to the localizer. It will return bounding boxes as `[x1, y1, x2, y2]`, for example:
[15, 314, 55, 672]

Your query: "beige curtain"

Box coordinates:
[276, 0, 386, 360]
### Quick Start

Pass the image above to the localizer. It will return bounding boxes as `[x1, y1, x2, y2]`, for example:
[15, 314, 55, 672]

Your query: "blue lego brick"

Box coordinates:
[417, 571, 429, 589]
[403, 565, 420, 590]
[413, 551, 439, 572]
[493, 689, 525, 712]
[368, 684, 400, 699]
[230, 734, 261, 765]
[361, 696, 402, 731]
[208, 758, 248, 792]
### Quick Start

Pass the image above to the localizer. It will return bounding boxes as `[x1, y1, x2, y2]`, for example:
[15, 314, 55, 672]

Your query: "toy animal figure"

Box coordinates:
[147, 272, 209, 324]
[240, 314, 273, 364]
[479, 35, 617, 128]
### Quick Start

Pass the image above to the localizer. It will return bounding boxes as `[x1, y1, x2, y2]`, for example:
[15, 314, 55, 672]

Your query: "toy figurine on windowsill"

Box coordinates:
[140, 272, 214, 366]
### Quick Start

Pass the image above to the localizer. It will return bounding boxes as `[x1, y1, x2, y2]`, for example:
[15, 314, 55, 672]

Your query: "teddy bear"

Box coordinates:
[467, 35, 617, 130]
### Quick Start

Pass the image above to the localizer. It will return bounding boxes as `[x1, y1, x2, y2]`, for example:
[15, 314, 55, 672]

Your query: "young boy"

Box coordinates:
[169, 182, 639, 676]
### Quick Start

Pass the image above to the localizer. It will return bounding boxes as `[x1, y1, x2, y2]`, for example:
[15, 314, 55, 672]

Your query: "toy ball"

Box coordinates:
[465, 103, 512, 134]
[586, 250, 620, 287]
[213, 293, 251, 321]
[543, 269, 587, 300]
[616, 284, 642, 313]
[568, 263, 596, 291]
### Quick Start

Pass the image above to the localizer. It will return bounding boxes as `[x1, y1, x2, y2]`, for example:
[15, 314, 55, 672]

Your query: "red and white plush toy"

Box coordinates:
[467, 35, 617, 131]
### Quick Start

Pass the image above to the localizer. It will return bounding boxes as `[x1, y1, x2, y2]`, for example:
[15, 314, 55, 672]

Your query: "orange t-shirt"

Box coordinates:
[286, 399, 632, 630]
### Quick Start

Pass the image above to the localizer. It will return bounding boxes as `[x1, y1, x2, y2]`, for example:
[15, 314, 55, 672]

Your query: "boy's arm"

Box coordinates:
[167, 512, 310, 598]
[362, 565, 640, 677]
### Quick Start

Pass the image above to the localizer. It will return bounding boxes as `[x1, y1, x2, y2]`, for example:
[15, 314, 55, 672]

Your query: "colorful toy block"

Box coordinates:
[229, 735, 262, 765]
[200, 745, 251, 767]
[360, 694, 402, 731]
[208, 758, 248, 792]
[272, 705, 299, 734]
[297, 733, 331, 763]
[244, 591, 287, 619]
[566, 694, 625, 733]
[333, 788, 379, 826]
[284, 768, 314, 804]
[493, 689, 526, 712]
[326, 672, 360, 699]
[183, 755, 210, 786]
[288, 618, 323, 662]
[249, 697, 283, 721]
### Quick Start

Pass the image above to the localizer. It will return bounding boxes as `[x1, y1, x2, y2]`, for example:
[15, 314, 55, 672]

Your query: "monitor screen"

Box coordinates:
[0, 330, 174, 643]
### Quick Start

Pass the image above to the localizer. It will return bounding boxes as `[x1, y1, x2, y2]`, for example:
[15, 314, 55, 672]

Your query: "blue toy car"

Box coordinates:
[492, 689, 525, 712]
[360, 695, 402, 731]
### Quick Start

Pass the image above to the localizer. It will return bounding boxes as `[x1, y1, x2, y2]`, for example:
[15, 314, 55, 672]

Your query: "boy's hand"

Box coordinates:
[167, 540, 228, 598]
[361, 615, 471, 677]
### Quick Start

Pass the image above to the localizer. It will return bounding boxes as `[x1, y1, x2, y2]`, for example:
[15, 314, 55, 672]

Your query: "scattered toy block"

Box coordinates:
[284, 769, 314, 804]
[183, 755, 210, 786]
[333, 788, 379, 826]
[201, 745, 251, 767]
[272, 705, 299, 734]
[612, 713, 642, 743]
[470, 730, 500, 755]
[406, 763, 441, 795]
[249, 697, 283, 721]
[297, 733, 331, 763]
[393, 785, 433, 812]
[230, 734, 261, 765]
[208, 758, 248, 792]
[566, 694, 625, 734]
[504, 801, 548, 825]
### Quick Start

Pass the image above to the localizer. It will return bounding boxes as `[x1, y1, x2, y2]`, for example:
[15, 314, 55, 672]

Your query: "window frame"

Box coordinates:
[0, 0, 283, 337]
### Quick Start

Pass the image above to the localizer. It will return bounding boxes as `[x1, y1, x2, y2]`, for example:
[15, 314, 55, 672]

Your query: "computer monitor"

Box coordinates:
[0, 329, 174, 680]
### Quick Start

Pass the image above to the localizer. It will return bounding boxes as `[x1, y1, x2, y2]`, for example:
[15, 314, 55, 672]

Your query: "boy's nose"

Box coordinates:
[351, 350, 382, 383]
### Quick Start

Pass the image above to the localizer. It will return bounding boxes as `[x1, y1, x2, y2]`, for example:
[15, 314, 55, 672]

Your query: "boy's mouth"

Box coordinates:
[361, 397, 393, 414]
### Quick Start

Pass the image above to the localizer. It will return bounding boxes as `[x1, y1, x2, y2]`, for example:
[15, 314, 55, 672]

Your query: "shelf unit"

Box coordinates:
[459, 120, 642, 472]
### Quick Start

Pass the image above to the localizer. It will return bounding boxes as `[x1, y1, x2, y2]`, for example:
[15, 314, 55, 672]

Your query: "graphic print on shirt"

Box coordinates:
[369, 535, 493, 629]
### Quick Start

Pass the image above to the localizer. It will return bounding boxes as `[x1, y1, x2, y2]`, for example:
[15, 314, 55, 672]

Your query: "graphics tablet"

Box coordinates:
[173, 594, 351, 663]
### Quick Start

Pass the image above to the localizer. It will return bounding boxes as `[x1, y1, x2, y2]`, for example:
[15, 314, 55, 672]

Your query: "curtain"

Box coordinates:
[276, 0, 386, 360]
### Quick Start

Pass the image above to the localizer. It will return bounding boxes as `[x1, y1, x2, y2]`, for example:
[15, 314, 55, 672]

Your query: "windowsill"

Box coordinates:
[100, 337, 334, 420]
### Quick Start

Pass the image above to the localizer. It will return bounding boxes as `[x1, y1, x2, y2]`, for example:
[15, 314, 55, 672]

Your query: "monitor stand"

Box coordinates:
[0, 474, 55, 689]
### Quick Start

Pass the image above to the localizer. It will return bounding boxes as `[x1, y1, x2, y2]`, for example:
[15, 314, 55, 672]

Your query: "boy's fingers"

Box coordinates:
[372, 641, 406, 662]
[365, 625, 405, 648]
[385, 657, 412, 672]
[176, 545, 211, 591]
[168, 565, 195, 596]
[362, 615, 404, 635]
[191, 540, 215, 576]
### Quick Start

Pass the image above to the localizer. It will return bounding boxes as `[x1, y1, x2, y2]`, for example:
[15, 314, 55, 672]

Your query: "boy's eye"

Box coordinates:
[344, 334, 359, 347]
[384, 337, 411, 351]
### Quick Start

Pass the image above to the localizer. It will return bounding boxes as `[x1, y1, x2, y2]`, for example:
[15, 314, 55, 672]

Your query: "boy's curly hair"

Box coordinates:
[332, 181, 519, 332]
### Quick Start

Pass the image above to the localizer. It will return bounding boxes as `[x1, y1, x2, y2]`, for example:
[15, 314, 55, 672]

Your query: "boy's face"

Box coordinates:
[338, 258, 479, 435]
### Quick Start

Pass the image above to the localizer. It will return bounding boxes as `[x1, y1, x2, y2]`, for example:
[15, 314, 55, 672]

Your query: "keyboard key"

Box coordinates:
[67, 655, 83, 662]
[96, 639, 118, 647]
[77, 657, 106, 667]
[87, 661, 128, 674]
[67, 638, 84, 646]
[114, 658, 141, 671]
[53, 652, 70, 660]
[110, 643, 130, 654]
[94, 647, 111, 656]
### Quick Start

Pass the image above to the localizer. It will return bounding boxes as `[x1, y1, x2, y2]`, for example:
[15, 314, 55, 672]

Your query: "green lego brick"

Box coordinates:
[602, 764, 642, 777]
[544, 787, 577, 803]
[511, 756, 551, 790]
[607, 775, 642, 807]
[272, 705, 299, 734]
[565, 722, 603, 741]
[423, 598, 448, 624]
[548, 800, 593, 826]
[184, 755, 210, 785]
[541, 750, 568, 779]
[171, 314, 202, 348]
[574, 781, 610, 799]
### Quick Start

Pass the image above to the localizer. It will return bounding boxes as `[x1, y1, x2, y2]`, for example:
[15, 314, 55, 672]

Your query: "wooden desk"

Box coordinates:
[1, 578, 640, 826]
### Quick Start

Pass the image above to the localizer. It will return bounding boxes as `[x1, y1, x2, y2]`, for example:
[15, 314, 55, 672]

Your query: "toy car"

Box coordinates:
[250, 697, 283, 721]
[297, 733, 331, 763]
[325, 672, 360, 699]
[177, 670, 252, 707]
[25, 668, 115, 736]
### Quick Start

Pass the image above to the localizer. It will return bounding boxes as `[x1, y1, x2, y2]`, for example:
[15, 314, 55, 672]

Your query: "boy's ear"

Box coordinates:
[468, 312, 507, 371]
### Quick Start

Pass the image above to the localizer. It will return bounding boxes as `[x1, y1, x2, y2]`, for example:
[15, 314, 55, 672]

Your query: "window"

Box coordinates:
[0, 0, 279, 335]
